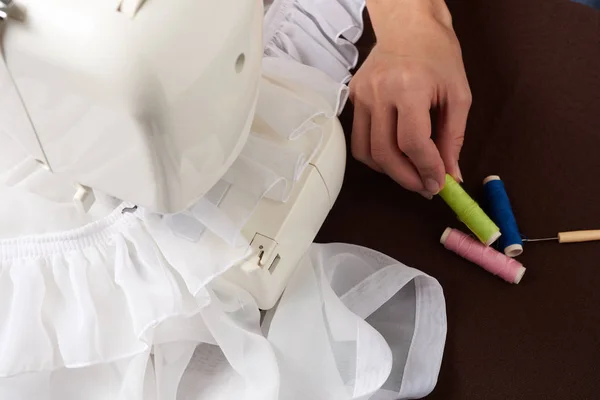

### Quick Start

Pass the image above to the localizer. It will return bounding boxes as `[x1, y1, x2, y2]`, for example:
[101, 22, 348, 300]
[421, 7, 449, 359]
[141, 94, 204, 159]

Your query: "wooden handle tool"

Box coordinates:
[524, 230, 600, 244]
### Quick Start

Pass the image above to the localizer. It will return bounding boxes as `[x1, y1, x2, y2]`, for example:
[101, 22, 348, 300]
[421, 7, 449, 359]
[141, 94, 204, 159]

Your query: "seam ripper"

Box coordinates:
[523, 230, 600, 244]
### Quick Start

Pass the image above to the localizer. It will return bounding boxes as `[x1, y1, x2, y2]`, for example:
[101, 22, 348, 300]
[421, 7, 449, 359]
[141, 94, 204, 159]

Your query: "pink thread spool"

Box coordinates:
[441, 228, 526, 284]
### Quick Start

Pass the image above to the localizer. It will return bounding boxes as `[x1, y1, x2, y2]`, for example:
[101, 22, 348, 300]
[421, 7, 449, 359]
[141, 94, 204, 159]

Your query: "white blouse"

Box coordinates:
[0, 1, 447, 399]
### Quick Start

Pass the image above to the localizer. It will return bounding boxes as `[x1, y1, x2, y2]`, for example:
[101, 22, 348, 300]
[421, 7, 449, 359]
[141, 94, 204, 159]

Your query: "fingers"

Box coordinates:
[370, 106, 425, 192]
[435, 85, 471, 182]
[349, 48, 463, 197]
[350, 102, 382, 173]
[396, 97, 446, 194]
[350, 90, 446, 196]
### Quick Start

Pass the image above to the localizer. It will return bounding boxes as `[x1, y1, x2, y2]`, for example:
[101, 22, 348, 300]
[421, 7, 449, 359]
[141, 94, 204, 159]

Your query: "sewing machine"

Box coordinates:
[0, 0, 346, 309]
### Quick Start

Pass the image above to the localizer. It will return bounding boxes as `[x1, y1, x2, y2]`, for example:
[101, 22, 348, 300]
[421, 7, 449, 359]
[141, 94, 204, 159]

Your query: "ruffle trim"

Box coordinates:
[166, 58, 348, 247]
[263, 0, 366, 84]
[0, 204, 250, 377]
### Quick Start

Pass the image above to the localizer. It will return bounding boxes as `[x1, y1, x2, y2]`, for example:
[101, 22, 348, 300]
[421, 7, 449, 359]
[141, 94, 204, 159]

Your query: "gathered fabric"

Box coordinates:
[0, 206, 446, 399]
[0, 0, 448, 399]
[264, 0, 365, 83]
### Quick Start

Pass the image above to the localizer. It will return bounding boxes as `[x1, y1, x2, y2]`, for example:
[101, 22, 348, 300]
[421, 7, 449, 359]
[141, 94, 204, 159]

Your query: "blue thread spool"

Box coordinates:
[483, 175, 523, 257]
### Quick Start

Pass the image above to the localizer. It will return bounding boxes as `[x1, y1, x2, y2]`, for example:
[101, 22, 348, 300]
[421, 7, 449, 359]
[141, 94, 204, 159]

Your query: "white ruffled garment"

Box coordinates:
[0, 0, 447, 398]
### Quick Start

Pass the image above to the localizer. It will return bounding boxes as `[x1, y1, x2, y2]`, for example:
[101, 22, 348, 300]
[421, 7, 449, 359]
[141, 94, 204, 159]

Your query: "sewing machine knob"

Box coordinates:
[0, 0, 12, 21]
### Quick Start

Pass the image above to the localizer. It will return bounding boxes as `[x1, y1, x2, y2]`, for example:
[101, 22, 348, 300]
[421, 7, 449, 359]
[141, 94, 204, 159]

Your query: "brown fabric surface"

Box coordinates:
[316, 1, 600, 399]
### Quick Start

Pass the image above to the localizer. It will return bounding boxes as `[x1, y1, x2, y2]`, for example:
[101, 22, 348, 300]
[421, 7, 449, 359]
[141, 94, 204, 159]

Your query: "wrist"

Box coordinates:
[367, 0, 447, 13]
[367, 0, 453, 39]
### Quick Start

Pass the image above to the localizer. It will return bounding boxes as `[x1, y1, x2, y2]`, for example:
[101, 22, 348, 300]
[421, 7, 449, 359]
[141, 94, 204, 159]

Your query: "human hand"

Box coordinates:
[350, 0, 471, 198]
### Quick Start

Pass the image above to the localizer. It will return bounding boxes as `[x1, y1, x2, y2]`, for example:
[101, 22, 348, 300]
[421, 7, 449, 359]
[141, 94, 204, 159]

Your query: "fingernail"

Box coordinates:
[425, 179, 440, 195]
[419, 191, 433, 200]
[456, 163, 464, 183]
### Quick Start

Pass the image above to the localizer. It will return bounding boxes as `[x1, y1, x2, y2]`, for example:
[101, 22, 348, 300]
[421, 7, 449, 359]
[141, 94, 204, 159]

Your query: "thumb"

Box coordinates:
[436, 89, 471, 182]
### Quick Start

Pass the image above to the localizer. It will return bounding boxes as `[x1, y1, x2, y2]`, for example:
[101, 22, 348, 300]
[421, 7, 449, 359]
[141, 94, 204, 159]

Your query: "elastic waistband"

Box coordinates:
[0, 203, 137, 261]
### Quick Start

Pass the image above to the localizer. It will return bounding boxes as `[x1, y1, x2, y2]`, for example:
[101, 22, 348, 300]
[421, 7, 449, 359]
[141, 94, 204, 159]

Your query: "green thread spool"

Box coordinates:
[439, 174, 501, 246]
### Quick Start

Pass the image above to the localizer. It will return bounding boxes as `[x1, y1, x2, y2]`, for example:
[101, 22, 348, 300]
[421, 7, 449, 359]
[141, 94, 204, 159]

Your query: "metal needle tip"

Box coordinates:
[522, 237, 558, 243]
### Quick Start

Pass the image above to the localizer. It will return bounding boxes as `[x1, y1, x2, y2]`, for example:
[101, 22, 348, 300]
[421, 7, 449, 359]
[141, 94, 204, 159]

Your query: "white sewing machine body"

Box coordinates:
[0, 0, 263, 214]
[231, 117, 345, 309]
[0, 0, 346, 309]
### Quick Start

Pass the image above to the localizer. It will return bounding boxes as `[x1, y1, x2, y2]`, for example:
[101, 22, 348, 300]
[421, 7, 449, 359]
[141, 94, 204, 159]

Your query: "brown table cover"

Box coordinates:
[316, 1, 600, 398]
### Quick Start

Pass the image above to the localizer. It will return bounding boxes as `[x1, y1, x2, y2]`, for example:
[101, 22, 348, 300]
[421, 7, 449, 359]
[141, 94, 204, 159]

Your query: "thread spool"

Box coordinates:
[483, 175, 523, 257]
[438, 174, 501, 246]
[441, 228, 526, 284]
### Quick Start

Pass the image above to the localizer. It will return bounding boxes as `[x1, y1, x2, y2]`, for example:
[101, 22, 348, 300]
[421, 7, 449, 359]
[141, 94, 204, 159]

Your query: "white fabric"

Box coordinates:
[0, 154, 119, 238]
[0, 0, 448, 398]
[264, 244, 446, 399]
[167, 56, 348, 246]
[0, 204, 248, 376]
[174, 0, 363, 245]
[0, 206, 446, 399]
[264, 0, 366, 83]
